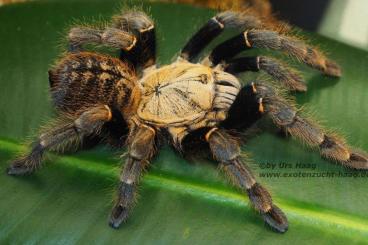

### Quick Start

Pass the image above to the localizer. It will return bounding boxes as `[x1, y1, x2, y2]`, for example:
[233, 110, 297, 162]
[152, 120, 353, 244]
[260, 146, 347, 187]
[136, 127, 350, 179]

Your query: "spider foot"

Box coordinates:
[109, 182, 136, 229]
[109, 203, 130, 229]
[7, 142, 44, 176]
[320, 136, 368, 169]
[6, 157, 36, 176]
[287, 72, 307, 92]
[345, 149, 368, 170]
[261, 204, 288, 233]
[324, 59, 342, 77]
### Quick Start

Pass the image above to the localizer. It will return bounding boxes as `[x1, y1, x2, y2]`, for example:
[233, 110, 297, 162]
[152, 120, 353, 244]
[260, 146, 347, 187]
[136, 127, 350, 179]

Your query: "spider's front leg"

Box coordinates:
[241, 82, 368, 169]
[68, 27, 136, 52]
[180, 11, 263, 62]
[206, 29, 341, 78]
[7, 105, 112, 175]
[205, 128, 288, 233]
[109, 124, 156, 228]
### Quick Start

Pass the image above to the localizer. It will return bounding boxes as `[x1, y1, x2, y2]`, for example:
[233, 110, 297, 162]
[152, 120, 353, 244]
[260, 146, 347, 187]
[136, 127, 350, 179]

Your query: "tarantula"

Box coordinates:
[7, 8, 368, 233]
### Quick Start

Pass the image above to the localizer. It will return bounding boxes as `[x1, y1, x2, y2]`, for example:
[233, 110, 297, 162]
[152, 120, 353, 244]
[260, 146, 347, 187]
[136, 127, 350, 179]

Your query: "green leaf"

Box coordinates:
[1, 1, 368, 244]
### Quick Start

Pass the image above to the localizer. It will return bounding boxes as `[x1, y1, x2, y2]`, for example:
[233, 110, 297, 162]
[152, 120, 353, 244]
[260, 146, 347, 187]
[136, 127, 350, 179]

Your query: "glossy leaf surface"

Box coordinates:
[0, 1, 368, 244]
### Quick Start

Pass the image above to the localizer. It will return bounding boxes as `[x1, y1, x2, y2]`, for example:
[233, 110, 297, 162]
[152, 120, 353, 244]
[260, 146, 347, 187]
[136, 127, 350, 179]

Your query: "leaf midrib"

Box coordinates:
[1, 139, 367, 239]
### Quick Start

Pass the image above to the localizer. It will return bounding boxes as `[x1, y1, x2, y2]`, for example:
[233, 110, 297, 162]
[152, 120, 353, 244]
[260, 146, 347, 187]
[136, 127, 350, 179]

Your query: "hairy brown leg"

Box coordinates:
[109, 124, 156, 229]
[252, 82, 368, 169]
[205, 128, 288, 233]
[112, 11, 156, 69]
[7, 105, 113, 175]
[68, 10, 156, 70]
[68, 26, 137, 52]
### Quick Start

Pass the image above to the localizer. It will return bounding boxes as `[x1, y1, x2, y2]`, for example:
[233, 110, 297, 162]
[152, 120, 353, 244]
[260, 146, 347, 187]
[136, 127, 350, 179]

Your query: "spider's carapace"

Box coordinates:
[136, 61, 240, 143]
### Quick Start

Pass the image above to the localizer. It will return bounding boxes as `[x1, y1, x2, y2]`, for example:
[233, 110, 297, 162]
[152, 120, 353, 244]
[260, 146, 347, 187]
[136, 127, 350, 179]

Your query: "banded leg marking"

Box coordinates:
[7, 105, 112, 175]
[109, 125, 156, 228]
[180, 11, 262, 61]
[252, 82, 368, 169]
[113, 11, 156, 69]
[206, 128, 288, 233]
[224, 56, 306, 92]
[68, 26, 136, 52]
[68, 10, 156, 70]
[208, 30, 341, 77]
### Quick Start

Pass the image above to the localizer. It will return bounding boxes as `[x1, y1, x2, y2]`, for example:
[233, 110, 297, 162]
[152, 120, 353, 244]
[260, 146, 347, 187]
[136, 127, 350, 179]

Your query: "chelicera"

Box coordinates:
[7, 8, 368, 233]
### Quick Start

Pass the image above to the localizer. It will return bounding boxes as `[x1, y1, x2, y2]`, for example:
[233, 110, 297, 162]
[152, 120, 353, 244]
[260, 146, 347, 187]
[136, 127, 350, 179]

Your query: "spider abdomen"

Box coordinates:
[49, 52, 140, 117]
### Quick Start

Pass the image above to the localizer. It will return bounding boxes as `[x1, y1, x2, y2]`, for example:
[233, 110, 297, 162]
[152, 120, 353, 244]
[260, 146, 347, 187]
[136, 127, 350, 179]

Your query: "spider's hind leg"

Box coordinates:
[220, 82, 263, 130]
[234, 81, 368, 169]
[203, 128, 288, 233]
[7, 105, 113, 175]
[222, 56, 307, 92]
[109, 124, 156, 228]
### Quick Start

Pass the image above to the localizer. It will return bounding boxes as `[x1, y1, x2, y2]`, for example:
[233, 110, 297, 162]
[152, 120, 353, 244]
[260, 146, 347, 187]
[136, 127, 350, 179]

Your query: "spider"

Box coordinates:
[6, 8, 368, 233]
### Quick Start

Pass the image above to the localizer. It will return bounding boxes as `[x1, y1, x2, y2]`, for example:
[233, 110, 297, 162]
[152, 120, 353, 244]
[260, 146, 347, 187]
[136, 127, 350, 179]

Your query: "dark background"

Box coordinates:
[269, 0, 331, 31]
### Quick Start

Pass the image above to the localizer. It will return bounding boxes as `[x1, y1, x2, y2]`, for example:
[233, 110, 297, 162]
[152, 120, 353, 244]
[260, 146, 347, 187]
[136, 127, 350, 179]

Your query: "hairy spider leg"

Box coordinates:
[206, 30, 341, 78]
[7, 105, 113, 175]
[68, 11, 156, 71]
[220, 83, 263, 130]
[109, 125, 156, 228]
[68, 26, 136, 54]
[205, 128, 288, 233]
[180, 11, 263, 61]
[180, 11, 340, 91]
[221, 56, 306, 92]
[112, 11, 156, 70]
[226, 82, 368, 169]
